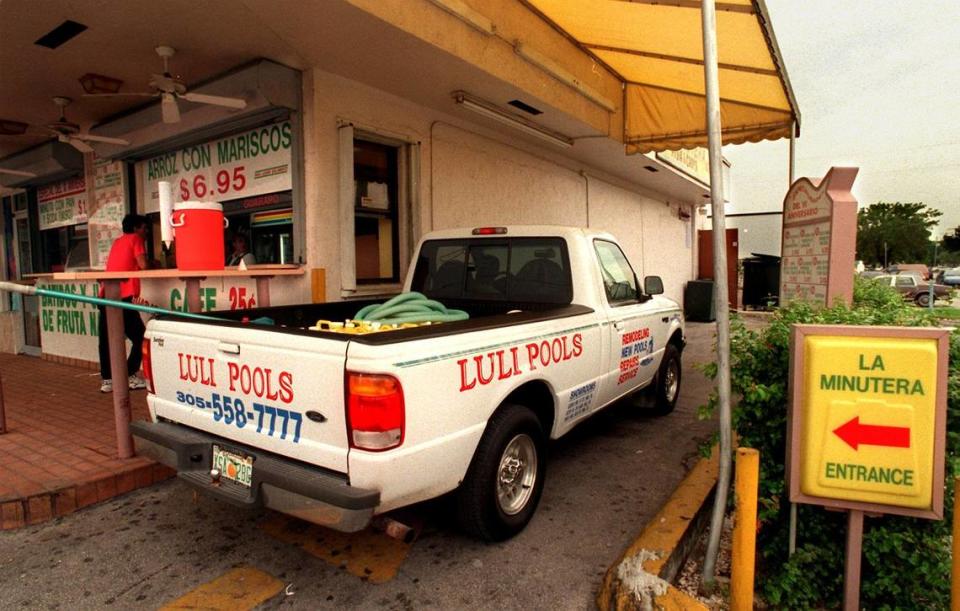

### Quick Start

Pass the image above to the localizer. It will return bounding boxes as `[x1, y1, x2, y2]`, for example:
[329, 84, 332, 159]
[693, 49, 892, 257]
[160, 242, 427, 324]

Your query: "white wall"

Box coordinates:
[431, 124, 586, 228]
[432, 126, 694, 301]
[302, 66, 698, 303]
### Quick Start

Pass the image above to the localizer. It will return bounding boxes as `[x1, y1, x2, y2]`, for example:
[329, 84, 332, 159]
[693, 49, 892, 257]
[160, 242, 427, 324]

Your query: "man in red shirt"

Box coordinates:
[98, 214, 149, 393]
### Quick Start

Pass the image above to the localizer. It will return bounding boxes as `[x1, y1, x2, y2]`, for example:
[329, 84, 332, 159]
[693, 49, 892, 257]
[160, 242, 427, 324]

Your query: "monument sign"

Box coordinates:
[780, 167, 859, 307]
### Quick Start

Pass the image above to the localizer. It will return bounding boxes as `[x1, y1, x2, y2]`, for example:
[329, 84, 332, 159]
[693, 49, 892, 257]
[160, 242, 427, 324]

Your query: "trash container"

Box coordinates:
[684, 280, 716, 322]
[742, 253, 781, 310]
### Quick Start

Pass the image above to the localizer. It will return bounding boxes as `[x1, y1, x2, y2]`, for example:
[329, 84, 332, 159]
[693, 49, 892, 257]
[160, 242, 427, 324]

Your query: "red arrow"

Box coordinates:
[833, 416, 910, 451]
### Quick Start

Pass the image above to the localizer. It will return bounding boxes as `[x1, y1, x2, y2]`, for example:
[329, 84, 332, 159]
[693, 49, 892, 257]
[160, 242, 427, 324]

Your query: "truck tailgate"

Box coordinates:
[146, 320, 350, 473]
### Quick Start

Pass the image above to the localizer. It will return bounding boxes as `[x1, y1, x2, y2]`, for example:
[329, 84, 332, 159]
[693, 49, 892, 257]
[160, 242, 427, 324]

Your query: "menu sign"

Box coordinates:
[38, 177, 87, 230]
[88, 159, 127, 269]
[779, 167, 859, 307]
[136, 121, 293, 214]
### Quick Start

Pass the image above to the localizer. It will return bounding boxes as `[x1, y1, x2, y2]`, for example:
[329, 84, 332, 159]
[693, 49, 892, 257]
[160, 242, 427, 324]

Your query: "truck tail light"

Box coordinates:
[472, 226, 507, 235]
[346, 373, 404, 451]
[141, 338, 155, 394]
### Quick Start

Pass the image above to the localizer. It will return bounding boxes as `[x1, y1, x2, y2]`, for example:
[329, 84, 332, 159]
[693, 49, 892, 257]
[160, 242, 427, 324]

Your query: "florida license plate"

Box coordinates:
[212, 445, 254, 487]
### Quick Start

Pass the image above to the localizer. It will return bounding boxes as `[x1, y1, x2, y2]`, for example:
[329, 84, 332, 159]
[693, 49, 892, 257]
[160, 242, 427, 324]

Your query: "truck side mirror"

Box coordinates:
[644, 276, 664, 295]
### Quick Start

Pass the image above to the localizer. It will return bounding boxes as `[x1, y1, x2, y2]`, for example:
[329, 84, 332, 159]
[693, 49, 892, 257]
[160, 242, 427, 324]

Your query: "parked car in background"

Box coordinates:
[872, 274, 951, 306]
[941, 267, 960, 286]
[887, 263, 929, 280]
[858, 270, 886, 280]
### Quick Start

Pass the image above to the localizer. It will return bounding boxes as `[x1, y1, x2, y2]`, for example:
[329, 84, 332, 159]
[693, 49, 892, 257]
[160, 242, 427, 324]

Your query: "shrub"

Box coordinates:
[700, 277, 954, 608]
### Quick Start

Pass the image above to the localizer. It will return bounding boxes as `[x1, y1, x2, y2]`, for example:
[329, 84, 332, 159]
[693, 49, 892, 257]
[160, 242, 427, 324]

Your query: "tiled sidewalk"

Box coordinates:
[0, 353, 172, 530]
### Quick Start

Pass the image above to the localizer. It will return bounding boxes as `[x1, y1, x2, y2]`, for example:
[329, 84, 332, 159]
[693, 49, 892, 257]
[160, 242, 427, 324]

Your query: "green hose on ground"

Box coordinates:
[354, 291, 469, 324]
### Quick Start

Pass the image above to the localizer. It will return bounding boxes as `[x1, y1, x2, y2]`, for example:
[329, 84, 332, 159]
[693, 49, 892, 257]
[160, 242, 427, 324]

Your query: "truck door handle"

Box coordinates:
[661, 317, 669, 323]
[218, 342, 240, 355]
[613, 321, 625, 331]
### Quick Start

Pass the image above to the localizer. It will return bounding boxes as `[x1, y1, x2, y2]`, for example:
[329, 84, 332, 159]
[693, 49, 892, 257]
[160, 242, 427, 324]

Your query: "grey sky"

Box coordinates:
[723, 1, 960, 237]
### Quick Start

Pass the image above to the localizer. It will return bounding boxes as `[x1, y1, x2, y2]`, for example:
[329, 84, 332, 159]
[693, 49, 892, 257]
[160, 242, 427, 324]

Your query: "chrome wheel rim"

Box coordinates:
[497, 434, 537, 516]
[664, 360, 679, 403]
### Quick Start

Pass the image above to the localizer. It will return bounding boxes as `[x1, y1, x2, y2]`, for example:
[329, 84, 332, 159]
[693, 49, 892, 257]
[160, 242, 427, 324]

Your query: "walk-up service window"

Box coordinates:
[338, 123, 418, 295]
[354, 139, 400, 283]
[222, 192, 294, 264]
[135, 119, 295, 266]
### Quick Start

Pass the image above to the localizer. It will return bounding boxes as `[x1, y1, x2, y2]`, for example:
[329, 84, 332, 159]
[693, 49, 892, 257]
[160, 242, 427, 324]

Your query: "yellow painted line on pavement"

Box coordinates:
[160, 566, 283, 611]
[259, 513, 412, 583]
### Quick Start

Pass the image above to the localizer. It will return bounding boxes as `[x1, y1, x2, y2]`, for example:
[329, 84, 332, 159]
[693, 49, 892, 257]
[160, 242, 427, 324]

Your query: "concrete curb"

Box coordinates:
[0, 463, 175, 531]
[597, 447, 719, 610]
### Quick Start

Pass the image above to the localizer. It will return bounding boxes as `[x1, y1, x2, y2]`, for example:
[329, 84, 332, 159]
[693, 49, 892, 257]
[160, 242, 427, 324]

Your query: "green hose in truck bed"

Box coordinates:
[353, 291, 469, 324]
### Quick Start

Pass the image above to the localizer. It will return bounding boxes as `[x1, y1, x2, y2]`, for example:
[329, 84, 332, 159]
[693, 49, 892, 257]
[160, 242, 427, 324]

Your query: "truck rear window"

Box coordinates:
[411, 238, 573, 304]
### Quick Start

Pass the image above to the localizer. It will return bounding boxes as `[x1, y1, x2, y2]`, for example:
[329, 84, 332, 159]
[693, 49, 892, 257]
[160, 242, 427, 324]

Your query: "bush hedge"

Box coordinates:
[700, 278, 955, 608]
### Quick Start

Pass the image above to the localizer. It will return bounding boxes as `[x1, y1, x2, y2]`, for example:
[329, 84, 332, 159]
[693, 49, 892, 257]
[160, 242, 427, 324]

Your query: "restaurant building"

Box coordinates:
[0, 0, 798, 367]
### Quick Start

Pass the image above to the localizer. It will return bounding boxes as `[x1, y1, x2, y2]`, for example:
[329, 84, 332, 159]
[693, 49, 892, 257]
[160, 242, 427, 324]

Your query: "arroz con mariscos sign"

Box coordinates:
[787, 324, 949, 519]
[136, 121, 293, 214]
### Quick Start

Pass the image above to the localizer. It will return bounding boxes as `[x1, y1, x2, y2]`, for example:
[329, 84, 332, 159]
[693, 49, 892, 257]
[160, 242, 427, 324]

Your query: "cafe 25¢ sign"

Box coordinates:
[787, 325, 948, 519]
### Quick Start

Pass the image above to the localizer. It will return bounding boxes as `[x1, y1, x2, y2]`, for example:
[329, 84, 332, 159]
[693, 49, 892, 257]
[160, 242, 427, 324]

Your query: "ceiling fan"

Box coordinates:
[85, 45, 247, 123]
[0, 97, 130, 154]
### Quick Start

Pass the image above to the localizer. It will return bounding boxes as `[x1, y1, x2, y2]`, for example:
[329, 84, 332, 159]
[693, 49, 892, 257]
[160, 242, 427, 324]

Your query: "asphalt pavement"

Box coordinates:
[0, 323, 720, 610]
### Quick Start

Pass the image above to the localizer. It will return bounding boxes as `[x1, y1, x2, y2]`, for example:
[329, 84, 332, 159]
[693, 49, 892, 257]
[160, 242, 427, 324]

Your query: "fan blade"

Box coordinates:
[60, 136, 94, 154]
[180, 92, 247, 110]
[0, 167, 37, 178]
[161, 93, 180, 123]
[75, 133, 130, 145]
[0, 120, 29, 136]
[83, 92, 157, 98]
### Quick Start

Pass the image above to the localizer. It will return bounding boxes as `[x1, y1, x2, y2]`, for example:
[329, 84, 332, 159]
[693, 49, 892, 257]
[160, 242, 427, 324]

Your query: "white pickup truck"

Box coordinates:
[132, 226, 685, 541]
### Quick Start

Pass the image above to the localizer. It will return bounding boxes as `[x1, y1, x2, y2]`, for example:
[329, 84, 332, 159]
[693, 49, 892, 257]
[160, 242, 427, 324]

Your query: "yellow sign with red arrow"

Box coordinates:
[788, 325, 948, 519]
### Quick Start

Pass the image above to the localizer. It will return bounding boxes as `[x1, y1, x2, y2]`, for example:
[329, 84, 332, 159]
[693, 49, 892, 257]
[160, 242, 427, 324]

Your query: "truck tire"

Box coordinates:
[915, 293, 933, 307]
[456, 404, 547, 541]
[651, 344, 682, 416]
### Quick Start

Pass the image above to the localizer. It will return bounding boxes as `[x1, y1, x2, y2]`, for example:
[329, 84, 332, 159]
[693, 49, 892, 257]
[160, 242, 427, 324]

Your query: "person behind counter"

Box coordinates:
[227, 232, 256, 267]
[98, 214, 149, 393]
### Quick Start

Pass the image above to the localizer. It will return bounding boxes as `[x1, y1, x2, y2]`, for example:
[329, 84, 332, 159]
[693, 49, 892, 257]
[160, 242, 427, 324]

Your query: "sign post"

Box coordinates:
[788, 324, 948, 610]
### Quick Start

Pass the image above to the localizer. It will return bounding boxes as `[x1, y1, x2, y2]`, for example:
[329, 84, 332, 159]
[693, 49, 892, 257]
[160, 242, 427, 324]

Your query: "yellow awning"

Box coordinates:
[524, 0, 799, 153]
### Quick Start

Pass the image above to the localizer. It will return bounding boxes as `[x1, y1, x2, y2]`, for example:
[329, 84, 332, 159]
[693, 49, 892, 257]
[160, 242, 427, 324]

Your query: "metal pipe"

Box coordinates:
[0, 371, 6, 435]
[788, 121, 796, 185]
[1, 281, 217, 319]
[700, 0, 734, 585]
[788, 119, 798, 557]
[0, 281, 221, 321]
[731, 447, 759, 611]
[951, 477, 959, 610]
[103, 280, 134, 459]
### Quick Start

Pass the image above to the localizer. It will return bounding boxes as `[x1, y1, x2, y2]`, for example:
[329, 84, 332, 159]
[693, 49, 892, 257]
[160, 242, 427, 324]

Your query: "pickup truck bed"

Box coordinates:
[172, 300, 595, 345]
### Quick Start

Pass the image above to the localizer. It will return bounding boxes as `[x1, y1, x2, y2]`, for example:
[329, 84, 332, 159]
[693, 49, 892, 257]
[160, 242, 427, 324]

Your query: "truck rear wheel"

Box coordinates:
[456, 404, 546, 541]
[651, 344, 682, 416]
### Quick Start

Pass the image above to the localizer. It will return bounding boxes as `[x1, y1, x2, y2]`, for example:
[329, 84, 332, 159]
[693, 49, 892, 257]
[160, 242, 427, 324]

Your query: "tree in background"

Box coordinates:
[856, 202, 941, 267]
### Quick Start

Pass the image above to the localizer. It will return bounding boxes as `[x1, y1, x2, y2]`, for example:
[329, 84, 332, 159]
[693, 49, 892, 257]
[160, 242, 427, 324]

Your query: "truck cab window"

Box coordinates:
[412, 238, 572, 304]
[594, 240, 638, 304]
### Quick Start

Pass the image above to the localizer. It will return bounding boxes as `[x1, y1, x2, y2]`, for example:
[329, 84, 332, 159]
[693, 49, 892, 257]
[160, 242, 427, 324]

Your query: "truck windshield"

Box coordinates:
[411, 238, 573, 304]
